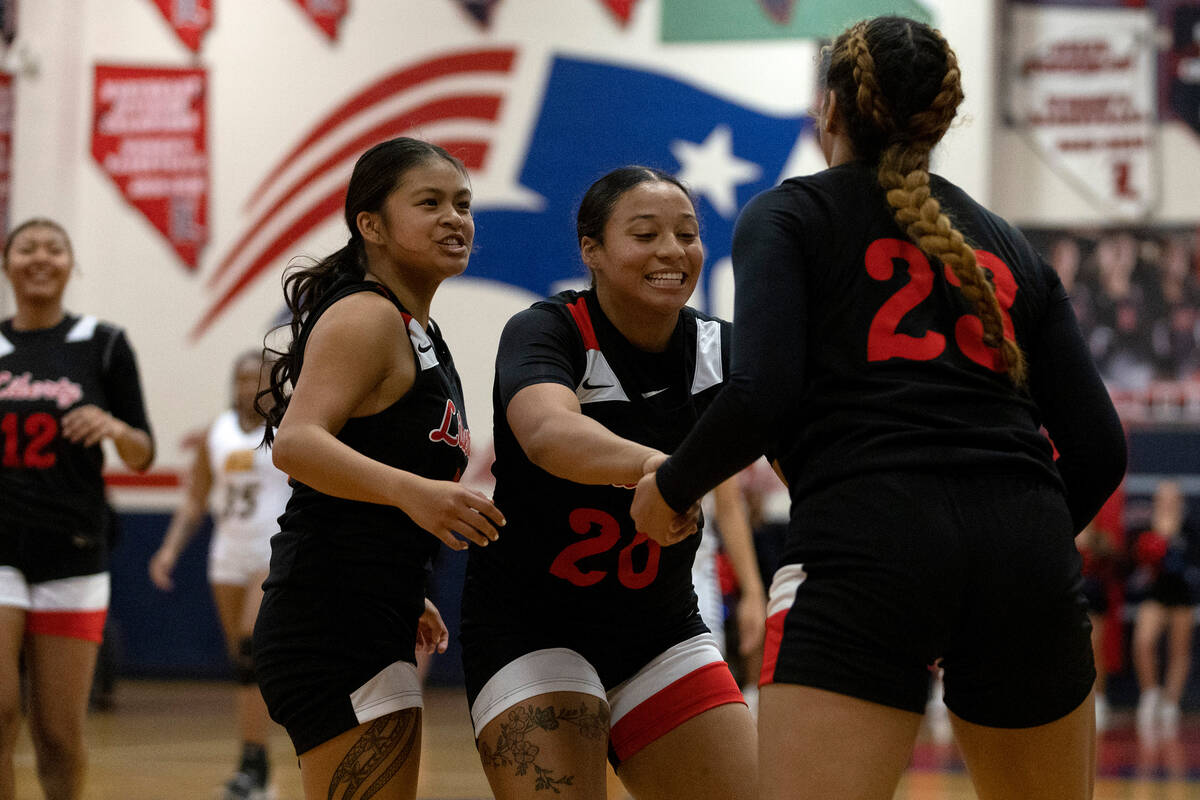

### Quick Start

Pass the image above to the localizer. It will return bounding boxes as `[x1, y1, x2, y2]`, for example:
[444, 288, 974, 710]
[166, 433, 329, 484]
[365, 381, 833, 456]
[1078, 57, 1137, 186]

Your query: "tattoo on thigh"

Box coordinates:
[327, 710, 419, 800]
[479, 701, 610, 793]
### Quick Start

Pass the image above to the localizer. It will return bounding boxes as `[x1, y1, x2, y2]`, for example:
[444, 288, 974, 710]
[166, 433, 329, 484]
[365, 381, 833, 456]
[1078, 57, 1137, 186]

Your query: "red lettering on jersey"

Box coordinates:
[864, 238, 1020, 375]
[1, 411, 59, 468]
[428, 398, 470, 458]
[550, 507, 663, 589]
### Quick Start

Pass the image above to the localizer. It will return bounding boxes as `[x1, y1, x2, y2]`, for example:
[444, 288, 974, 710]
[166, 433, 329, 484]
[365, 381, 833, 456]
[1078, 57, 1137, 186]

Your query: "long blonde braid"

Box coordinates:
[839, 20, 1027, 386]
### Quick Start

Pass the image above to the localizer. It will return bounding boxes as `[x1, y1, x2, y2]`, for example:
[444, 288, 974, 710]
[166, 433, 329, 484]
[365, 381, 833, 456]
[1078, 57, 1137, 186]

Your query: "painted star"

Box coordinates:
[671, 125, 762, 219]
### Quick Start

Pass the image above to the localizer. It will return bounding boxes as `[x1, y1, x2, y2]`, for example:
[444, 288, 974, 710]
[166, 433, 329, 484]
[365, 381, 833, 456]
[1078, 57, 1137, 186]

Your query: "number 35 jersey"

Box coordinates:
[465, 289, 731, 641]
[205, 409, 291, 547]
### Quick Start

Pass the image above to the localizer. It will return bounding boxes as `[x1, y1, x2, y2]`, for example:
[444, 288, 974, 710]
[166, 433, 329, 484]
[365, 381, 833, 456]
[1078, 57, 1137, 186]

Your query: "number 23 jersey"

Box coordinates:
[466, 289, 731, 638]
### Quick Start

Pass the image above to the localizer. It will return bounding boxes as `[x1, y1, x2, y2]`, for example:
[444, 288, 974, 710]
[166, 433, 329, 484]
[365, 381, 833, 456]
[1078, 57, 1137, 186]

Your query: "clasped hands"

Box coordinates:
[633, 453, 698, 547]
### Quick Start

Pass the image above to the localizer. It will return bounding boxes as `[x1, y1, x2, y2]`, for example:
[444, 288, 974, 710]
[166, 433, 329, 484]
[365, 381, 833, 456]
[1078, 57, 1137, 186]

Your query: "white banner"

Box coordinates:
[1007, 5, 1158, 219]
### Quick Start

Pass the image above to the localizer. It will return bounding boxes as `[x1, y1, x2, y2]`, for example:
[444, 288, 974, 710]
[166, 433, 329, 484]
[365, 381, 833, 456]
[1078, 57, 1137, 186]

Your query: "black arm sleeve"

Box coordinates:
[656, 190, 810, 511]
[100, 328, 156, 453]
[1027, 271, 1127, 531]
[494, 305, 582, 411]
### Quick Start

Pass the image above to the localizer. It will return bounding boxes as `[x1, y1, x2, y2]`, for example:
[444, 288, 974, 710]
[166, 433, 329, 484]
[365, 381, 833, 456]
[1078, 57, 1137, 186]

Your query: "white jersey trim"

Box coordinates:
[0, 330, 12, 358]
[65, 315, 99, 342]
[690, 318, 723, 395]
[576, 348, 630, 405]
[407, 317, 440, 372]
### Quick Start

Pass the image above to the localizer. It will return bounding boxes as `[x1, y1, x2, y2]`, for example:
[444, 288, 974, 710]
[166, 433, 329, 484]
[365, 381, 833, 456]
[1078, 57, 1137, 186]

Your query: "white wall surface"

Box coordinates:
[11, 0, 1177, 509]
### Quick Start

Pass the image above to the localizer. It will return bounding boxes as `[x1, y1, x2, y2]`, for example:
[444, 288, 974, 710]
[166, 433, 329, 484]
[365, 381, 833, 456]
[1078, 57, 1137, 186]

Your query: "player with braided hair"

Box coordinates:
[632, 15, 1126, 799]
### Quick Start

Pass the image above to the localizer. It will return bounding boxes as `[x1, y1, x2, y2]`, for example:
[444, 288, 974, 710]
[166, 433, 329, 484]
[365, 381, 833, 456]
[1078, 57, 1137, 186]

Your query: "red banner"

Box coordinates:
[291, 0, 348, 41]
[0, 72, 11, 238]
[92, 65, 209, 270]
[148, 0, 212, 52]
[599, 0, 638, 26]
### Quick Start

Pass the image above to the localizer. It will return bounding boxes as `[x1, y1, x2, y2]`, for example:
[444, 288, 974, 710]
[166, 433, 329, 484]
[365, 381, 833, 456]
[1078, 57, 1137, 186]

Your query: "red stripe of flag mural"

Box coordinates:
[192, 47, 516, 338]
[91, 65, 209, 271]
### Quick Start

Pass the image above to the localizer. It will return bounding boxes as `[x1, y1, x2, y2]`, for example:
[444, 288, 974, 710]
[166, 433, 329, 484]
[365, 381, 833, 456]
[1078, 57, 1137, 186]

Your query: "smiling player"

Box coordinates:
[460, 166, 755, 800]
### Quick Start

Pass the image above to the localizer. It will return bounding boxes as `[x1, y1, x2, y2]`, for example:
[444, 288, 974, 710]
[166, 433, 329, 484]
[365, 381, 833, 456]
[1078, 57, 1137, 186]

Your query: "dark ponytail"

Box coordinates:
[256, 137, 467, 443]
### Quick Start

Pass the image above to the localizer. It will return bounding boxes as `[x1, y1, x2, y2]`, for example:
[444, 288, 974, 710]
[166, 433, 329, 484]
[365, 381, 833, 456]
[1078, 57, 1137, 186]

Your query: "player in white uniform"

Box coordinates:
[150, 351, 291, 800]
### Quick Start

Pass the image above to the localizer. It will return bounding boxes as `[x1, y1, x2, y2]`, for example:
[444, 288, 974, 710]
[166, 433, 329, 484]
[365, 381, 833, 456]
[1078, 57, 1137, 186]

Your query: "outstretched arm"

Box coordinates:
[273, 292, 503, 551]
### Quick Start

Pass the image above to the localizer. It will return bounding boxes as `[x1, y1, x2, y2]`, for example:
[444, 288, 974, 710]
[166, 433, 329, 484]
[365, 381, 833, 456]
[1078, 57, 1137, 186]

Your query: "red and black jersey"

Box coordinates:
[465, 289, 731, 644]
[656, 162, 1125, 530]
[269, 280, 470, 592]
[0, 314, 153, 548]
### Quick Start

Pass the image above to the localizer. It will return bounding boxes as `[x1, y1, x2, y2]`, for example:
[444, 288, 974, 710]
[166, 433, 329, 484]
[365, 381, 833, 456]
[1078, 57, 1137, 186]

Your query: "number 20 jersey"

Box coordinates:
[466, 290, 731, 641]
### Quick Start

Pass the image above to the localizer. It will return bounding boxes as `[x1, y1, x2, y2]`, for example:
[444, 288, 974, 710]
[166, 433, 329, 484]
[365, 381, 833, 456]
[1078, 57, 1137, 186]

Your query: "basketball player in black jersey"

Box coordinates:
[633, 17, 1127, 800]
[1, 218, 154, 800]
[252, 138, 503, 800]
[461, 167, 756, 800]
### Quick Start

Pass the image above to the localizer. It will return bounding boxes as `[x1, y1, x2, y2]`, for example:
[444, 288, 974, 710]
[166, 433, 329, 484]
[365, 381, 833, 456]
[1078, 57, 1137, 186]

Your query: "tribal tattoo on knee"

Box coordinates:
[327, 710, 419, 800]
[479, 700, 610, 794]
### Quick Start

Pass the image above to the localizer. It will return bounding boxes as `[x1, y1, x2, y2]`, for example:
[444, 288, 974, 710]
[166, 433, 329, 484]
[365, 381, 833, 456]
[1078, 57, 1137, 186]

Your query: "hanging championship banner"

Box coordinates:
[1007, 5, 1158, 219]
[1168, 3, 1200, 137]
[598, 0, 637, 26]
[291, 0, 348, 41]
[0, 72, 11, 237]
[147, 0, 212, 53]
[454, 0, 501, 27]
[92, 65, 208, 270]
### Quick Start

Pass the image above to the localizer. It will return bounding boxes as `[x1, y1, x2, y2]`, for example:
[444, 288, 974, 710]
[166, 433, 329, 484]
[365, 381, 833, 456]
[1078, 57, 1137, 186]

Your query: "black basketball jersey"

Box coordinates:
[269, 280, 470, 591]
[466, 289, 731, 640]
[0, 314, 152, 541]
[656, 161, 1125, 529]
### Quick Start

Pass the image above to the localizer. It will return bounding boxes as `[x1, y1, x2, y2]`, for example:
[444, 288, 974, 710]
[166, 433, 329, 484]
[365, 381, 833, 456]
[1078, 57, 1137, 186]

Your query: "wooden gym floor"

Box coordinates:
[12, 680, 1200, 799]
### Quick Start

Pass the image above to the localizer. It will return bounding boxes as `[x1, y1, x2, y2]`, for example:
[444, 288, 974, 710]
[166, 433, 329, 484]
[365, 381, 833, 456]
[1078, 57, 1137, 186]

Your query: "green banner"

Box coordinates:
[662, 0, 933, 42]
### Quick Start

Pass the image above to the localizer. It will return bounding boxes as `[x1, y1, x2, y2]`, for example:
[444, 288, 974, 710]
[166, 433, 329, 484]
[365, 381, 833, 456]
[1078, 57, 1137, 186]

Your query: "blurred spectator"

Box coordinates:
[1150, 235, 1200, 381]
[1130, 480, 1200, 741]
[1090, 232, 1156, 391]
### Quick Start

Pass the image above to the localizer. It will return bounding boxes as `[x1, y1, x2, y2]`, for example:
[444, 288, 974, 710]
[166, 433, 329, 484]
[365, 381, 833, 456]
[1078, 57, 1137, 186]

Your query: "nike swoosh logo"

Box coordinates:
[581, 378, 612, 390]
[417, 342, 433, 353]
[642, 387, 668, 398]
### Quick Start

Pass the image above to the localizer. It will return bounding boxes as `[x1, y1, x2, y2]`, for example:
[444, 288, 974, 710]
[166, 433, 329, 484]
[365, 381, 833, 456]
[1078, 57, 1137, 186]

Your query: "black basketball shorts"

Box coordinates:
[761, 471, 1094, 729]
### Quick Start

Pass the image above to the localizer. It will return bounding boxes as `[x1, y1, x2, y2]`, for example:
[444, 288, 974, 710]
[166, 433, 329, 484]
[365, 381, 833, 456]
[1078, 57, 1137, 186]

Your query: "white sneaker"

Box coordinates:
[1095, 694, 1110, 733]
[1161, 702, 1181, 738]
[1137, 688, 1161, 740]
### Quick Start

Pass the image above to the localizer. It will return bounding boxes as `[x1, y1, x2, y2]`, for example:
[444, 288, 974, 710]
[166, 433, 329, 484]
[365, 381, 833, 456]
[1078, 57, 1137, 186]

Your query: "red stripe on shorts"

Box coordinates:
[27, 608, 108, 643]
[609, 662, 743, 762]
[760, 608, 788, 686]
